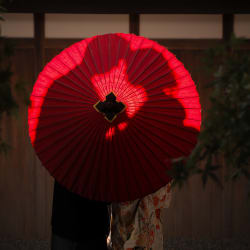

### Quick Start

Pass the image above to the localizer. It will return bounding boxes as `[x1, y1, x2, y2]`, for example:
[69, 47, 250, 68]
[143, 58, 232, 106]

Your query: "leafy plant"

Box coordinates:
[0, 2, 30, 155]
[169, 35, 250, 191]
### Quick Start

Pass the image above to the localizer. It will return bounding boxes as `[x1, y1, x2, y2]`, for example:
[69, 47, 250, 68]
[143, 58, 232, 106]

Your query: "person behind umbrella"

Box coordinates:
[51, 181, 110, 250]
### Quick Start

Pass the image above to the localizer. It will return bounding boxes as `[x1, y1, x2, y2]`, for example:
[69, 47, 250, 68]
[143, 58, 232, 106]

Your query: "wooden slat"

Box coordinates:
[0, 48, 53, 239]
[34, 13, 45, 77]
[156, 39, 223, 50]
[223, 14, 234, 41]
[33, 13, 54, 240]
[45, 38, 82, 49]
[0, 38, 34, 49]
[45, 38, 250, 50]
[129, 13, 140, 35]
[44, 38, 224, 50]
[1, 38, 250, 50]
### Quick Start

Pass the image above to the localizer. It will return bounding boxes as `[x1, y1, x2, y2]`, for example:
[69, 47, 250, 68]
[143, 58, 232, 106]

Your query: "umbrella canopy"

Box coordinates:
[28, 33, 201, 202]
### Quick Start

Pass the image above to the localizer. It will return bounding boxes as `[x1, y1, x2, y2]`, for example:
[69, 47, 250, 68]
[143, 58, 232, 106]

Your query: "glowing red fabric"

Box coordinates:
[28, 33, 201, 202]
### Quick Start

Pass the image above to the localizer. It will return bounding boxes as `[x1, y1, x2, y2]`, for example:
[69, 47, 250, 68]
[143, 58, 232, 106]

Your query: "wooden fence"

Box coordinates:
[0, 39, 250, 241]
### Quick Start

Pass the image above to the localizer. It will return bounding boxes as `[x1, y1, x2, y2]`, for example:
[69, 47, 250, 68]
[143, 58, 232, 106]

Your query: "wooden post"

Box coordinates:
[129, 13, 140, 35]
[223, 14, 234, 42]
[222, 14, 235, 239]
[34, 13, 45, 79]
[33, 12, 52, 239]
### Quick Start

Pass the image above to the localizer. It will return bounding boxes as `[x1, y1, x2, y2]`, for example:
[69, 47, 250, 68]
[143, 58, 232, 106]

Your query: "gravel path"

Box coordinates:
[0, 238, 249, 250]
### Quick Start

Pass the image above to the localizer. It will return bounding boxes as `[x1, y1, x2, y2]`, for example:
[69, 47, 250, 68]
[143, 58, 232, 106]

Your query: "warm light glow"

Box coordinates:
[118, 122, 128, 131]
[163, 66, 201, 131]
[28, 39, 91, 144]
[91, 59, 147, 120]
[117, 33, 175, 62]
[105, 126, 115, 140]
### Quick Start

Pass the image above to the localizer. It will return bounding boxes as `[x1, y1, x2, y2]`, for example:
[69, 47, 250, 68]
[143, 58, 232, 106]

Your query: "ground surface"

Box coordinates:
[0, 238, 249, 250]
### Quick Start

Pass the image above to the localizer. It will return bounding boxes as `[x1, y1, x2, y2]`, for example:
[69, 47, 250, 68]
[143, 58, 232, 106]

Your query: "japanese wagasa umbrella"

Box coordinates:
[28, 33, 201, 202]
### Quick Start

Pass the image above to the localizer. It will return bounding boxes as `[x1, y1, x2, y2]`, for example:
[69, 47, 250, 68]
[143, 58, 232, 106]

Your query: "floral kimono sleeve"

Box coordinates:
[111, 182, 172, 250]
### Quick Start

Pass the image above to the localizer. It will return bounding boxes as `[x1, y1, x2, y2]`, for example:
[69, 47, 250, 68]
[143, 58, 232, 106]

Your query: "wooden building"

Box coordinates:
[0, 1, 250, 249]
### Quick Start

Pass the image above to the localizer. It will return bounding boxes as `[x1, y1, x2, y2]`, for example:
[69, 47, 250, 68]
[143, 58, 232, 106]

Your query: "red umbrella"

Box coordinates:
[28, 33, 201, 202]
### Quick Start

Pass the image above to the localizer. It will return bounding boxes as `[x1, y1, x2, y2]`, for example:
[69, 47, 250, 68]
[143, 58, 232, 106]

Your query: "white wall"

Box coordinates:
[1, 13, 250, 39]
[45, 14, 129, 38]
[140, 14, 222, 39]
[235, 14, 250, 38]
[1, 13, 34, 38]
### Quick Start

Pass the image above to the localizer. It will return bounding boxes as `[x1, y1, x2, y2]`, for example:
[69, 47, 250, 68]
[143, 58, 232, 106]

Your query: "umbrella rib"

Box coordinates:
[136, 95, 200, 104]
[31, 94, 94, 105]
[46, 118, 99, 177]
[126, 37, 145, 73]
[128, 45, 154, 81]
[29, 112, 89, 131]
[82, 55, 106, 99]
[97, 35, 108, 95]
[113, 35, 122, 85]
[146, 85, 199, 98]
[91, 124, 124, 201]
[65, 46, 98, 97]
[46, 64, 97, 101]
[47, 117, 95, 167]
[139, 106, 201, 110]
[131, 109, 201, 122]
[123, 64, 185, 100]
[88, 124, 112, 201]
[134, 119, 181, 156]
[62, 50, 98, 98]
[121, 60, 175, 100]
[106, 131, 119, 201]
[119, 125, 162, 197]
[87, 40, 109, 97]
[30, 105, 94, 110]
[58, 119, 101, 181]
[69, 119, 108, 200]
[122, 44, 166, 100]
[123, 94, 200, 108]
[117, 127, 146, 199]
[108, 34, 111, 94]
[30, 115, 82, 136]
[74, 42, 105, 99]
[28, 108, 91, 120]
[148, 84, 197, 94]
[109, 130, 133, 201]
[129, 51, 171, 86]
[139, 106, 200, 110]
[124, 121, 171, 183]
[114, 35, 132, 97]
[59, 121, 106, 195]
[135, 111, 200, 135]
[135, 114, 198, 147]
[29, 111, 91, 133]
[130, 117, 188, 159]
[74, 41, 106, 97]
[71, 122, 109, 199]
[40, 73, 95, 101]
[123, 74, 192, 103]
[139, 75, 191, 95]
[33, 83, 94, 103]
[117, 37, 145, 99]
[32, 115, 90, 145]
[36, 115, 92, 158]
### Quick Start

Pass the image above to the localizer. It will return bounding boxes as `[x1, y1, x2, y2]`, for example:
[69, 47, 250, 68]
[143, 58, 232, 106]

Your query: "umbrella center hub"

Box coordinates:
[94, 92, 126, 122]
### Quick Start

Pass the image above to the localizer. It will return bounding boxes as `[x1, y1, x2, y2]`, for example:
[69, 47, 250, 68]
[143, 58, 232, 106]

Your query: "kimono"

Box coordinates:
[110, 182, 172, 250]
